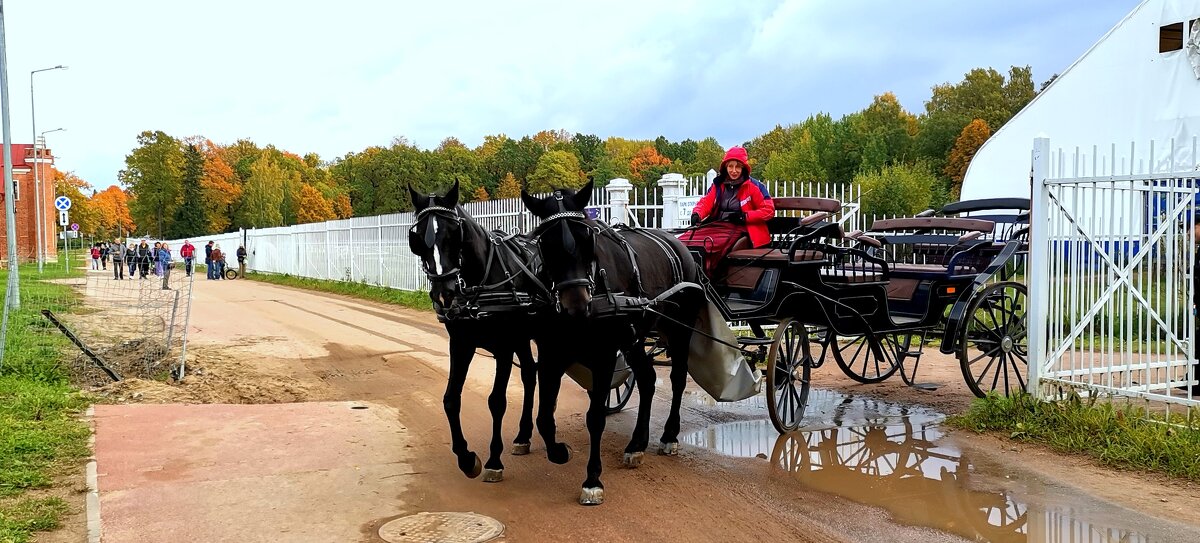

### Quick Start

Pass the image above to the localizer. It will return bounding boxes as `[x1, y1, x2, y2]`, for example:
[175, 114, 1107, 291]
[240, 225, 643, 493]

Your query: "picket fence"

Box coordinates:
[164, 172, 864, 292]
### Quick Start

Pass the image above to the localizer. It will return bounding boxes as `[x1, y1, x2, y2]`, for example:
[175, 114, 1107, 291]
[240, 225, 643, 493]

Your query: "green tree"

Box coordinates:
[119, 130, 184, 237]
[853, 162, 938, 217]
[168, 144, 208, 238]
[527, 150, 585, 193]
[236, 155, 287, 228]
[570, 133, 605, 175]
[762, 128, 827, 183]
[914, 66, 1034, 174]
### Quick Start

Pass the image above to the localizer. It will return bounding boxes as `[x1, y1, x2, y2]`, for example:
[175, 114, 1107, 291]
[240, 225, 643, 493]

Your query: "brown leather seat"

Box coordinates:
[726, 248, 826, 263]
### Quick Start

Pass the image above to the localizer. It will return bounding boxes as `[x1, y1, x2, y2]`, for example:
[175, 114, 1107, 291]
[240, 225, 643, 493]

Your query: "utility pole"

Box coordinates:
[31, 65, 65, 273]
[1, 0, 20, 308]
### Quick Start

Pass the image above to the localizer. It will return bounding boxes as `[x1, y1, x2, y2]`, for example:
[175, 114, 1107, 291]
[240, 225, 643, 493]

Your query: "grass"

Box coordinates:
[0, 260, 92, 543]
[949, 392, 1200, 481]
[244, 272, 433, 312]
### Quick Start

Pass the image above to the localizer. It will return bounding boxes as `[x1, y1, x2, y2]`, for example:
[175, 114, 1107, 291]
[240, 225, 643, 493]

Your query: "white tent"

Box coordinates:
[961, 0, 1200, 200]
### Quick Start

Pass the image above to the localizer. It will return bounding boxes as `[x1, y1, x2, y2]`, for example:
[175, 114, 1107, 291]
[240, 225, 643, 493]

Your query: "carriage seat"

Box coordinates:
[725, 247, 827, 264]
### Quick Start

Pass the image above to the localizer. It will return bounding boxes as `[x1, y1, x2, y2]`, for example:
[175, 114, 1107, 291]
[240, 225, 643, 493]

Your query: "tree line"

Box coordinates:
[69, 65, 1042, 240]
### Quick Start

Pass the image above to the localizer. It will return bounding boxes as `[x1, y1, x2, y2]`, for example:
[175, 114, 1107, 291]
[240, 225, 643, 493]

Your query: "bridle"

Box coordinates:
[413, 204, 465, 286]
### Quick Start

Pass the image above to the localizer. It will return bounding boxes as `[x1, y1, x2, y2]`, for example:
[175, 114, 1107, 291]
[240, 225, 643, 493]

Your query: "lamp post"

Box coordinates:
[31, 64, 66, 273]
[37, 127, 63, 269]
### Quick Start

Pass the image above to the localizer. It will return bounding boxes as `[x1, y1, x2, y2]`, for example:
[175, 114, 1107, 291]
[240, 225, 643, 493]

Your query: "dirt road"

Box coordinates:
[94, 277, 1200, 542]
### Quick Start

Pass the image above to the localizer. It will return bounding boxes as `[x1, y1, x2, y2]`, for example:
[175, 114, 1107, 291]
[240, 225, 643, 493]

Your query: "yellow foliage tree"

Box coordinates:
[296, 183, 336, 224]
[472, 186, 490, 201]
[629, 146, 672, 184]
[333, 194, 353, 219]
[944, 119, 991, 200]
[89, 185, 137, 239]
[495, 172, 522, 199]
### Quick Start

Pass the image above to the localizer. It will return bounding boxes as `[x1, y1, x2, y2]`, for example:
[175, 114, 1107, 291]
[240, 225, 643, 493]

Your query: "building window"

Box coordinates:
[1161, 22, 1184, 52]
[11, 180, 17, 201]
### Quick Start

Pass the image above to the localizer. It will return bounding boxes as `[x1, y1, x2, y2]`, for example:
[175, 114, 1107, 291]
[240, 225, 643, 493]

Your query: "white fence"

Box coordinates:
[1028, 136, 1199, 410]
[165, 172, 863, 292]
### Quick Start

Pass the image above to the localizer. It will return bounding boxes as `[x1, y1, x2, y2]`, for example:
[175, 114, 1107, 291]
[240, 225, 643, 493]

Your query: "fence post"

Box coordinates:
[1028, 136, 1051, 399]
[377, 216, 385, 286]
[658, 173, 687, 228]
[606, 178, 633, 225]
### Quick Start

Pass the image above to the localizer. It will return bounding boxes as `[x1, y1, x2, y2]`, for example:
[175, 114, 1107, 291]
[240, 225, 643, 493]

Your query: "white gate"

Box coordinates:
[1029, 136, 1199, 408]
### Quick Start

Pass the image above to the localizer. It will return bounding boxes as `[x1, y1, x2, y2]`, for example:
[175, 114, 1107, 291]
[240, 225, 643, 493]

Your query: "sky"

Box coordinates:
[4, 0, 1139, 190]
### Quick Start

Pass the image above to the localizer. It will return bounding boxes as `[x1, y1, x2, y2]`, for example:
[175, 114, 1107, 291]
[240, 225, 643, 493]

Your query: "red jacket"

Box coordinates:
[180, 243, 195, 258]
[692, 177, 775, 247]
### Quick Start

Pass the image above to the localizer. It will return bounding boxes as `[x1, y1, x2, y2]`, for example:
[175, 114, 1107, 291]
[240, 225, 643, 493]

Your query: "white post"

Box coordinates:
[605, 178, 632, 226]
[1028, 136, 1051, 398]
[658, 173, 687, 228]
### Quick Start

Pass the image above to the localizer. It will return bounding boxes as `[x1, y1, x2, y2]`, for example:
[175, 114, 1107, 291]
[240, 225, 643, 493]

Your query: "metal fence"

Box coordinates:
[1028, 136, 1199, 410]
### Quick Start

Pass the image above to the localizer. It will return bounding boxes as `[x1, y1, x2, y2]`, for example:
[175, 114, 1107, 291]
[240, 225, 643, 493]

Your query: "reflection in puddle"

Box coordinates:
[682, 389, 1154, 543]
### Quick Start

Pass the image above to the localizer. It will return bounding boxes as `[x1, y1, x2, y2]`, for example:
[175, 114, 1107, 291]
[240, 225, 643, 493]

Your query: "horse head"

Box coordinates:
[408, 181, 464, 309]
[522, 181, 596, 318]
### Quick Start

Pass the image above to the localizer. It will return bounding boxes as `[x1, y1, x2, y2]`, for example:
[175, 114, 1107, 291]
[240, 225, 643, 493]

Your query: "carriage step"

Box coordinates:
[737, 337, 774, 346]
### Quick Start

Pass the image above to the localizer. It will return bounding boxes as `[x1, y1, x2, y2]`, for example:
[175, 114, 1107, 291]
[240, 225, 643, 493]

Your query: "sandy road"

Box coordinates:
[175, 277, 1200, 543]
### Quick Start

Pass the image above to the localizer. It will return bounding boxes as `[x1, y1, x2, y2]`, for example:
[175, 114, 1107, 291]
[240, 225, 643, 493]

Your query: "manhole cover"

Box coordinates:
[378, 512, 504, 543]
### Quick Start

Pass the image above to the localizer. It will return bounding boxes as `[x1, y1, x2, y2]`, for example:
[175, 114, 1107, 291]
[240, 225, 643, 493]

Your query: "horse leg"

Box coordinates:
[659, 296, 703, 455]
[482, 348, 515, 483]
[621, 345, 656, 468]
[512, 340, 537, 455]
[444, 337, 482, 478]
[535, 352, 571, 466]
[581, 352, 616, 505]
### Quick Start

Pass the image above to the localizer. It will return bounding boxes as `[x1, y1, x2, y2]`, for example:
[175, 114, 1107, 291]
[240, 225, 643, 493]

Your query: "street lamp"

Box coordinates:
[39, 127, 64, 260]
[31, 64, 66, 273]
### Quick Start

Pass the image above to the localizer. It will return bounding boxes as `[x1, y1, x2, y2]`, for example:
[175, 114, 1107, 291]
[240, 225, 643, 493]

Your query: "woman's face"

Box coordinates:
[725, 160, 744, 180]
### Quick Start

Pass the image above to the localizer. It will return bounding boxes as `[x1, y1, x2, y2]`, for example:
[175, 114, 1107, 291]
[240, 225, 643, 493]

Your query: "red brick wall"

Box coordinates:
[0, 145, 58, 262]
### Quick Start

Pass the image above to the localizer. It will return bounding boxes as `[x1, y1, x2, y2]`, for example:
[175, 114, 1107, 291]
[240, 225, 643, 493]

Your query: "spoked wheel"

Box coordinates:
[831, 332, 900, 383]
[766, 318, 813, 434]
[958, 282, 1028, 397]
[605, 371, 636, 415]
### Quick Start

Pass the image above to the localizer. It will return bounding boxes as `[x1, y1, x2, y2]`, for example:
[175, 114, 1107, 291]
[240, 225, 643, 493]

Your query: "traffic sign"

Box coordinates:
[54, 196, 72, 211]
[58, 210, 68, 226]
[70, 223, 79, 232]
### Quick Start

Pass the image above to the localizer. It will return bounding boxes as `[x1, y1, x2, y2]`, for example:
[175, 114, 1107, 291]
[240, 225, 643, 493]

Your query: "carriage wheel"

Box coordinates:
[830, 332, 900, 383]
[605, 371, 636, 415]
[766, 319, 813, 434]
[958, 282, 1028, 398]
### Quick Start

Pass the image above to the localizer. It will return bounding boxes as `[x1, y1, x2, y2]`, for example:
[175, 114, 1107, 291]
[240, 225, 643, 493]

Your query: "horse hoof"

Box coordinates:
[549, 444, 572, 465]
[511, 443, 531, 456]
[659, 442, 680, 456]
[482, 468, 504, 483]
[464, 455, 483, 478]
[579, 486, 605, 506]
[622, 451, 644, 468]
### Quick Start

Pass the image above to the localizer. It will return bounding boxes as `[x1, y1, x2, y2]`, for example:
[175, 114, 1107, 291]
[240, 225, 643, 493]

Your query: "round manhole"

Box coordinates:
[379, 512, 504, 543]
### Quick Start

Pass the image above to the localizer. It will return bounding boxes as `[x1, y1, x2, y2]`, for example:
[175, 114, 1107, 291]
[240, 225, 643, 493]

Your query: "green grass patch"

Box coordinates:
[245, 272, 433, 312]
[949, 392, 1200, 481]
[0, 263, 92, 542]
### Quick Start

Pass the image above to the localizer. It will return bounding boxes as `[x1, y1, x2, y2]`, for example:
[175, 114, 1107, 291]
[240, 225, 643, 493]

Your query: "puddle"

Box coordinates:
[682, 389, 1168, 542]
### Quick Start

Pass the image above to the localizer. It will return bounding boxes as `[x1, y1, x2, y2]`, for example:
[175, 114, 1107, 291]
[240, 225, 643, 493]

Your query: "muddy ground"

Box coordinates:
[53, 275, 1200, 542]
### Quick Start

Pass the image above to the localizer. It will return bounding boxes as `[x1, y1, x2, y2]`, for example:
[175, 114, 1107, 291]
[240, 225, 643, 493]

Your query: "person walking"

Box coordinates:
[90, 244, 100, 270]
[100, 242, 110, 270]
[205, 241, 215, 280]
[236, 245, 247, 279]
[212, 244, 226, 280]
[137, 240, 152, 279]
[126, 243, 138, 279]
[112, 239, 126, 280]
[159, 243, 173, 290]
[181, 239, 196, 277]
[152, 242, 163, 276]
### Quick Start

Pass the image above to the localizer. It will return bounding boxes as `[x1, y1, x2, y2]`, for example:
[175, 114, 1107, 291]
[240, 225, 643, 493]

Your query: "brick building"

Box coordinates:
[0, 143, 59, 263]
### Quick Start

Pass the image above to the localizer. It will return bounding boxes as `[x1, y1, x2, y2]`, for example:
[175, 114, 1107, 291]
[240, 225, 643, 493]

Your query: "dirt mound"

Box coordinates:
[70, 338, 172, 388]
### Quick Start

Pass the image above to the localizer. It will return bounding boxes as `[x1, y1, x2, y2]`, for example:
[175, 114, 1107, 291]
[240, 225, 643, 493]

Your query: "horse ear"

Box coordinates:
[442, 180, 460, 207]
[521, 190, 547, 218]
[573, 180, 594, 209]
[408, 184, 426, 210]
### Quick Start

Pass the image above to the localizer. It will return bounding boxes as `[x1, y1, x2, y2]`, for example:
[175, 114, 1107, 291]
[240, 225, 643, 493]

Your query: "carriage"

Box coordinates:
[656, 195, 1030, 433]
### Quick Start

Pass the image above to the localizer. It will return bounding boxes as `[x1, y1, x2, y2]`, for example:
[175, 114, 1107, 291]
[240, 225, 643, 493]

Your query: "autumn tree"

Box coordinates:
[472, 186, 490, 201]
[628, 146, 672, 185]
[333, 194, 353, 219]
[915, 66, 1034, 174]
[495, 173, 522, 199]
[527, 150, 584, 193]
[199, 140, 241, 233]
[169, 144, 209, 238]
[120, 130, 183, 237]
[89, 186, 136, 239]
[944, 119, 991, 200]
[54, 171, 97, 236]
[236, 155, 287, 228]
[296, 183, 336, 224]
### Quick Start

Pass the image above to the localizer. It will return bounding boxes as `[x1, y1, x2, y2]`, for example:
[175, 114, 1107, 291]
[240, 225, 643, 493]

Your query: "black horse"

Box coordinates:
[408, 181, 545, 483]
[522, 181, 706, 505]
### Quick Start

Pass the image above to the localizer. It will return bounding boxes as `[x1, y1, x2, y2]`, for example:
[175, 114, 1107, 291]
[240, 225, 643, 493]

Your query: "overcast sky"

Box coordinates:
[5, 0, 1137, 190]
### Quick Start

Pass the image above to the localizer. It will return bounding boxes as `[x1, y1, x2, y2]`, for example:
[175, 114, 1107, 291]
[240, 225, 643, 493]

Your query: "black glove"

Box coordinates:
[730, 211, 746, 225]
[690, 213, 701, 227]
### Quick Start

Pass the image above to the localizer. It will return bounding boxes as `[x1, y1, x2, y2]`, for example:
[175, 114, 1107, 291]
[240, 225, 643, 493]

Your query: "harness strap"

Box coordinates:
[623, 227, 683, 286]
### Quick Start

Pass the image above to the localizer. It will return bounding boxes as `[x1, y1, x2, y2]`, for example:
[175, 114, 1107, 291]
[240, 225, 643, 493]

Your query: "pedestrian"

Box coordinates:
[212, 244, 225, 280]
[205, 241, 215, 280]
[159, 242, 173, 290]
[181, 239, 196, 277]
[90, 244, 100, 270]
[126, 243, 137, 279]
[100, 242, 109, 270]
[152, 242, 163, 276]
[137, 239, 151, 279]
[236, 245, 247, 279]
[112, 239, 126, 280]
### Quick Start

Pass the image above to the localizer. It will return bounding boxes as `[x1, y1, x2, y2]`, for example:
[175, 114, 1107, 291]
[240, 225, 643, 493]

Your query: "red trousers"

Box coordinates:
[678, 222, 748, 276]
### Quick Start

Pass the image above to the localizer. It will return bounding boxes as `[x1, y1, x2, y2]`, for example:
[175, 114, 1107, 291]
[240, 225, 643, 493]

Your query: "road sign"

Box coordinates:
[58, 210, 68, 226]
[70, 223, 79, 232]
[54, 196, 72, 211]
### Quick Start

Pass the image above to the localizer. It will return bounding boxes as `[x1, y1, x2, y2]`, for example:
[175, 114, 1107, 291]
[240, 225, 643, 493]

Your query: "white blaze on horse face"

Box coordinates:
[430, 217, 442, 274]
